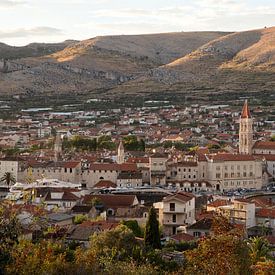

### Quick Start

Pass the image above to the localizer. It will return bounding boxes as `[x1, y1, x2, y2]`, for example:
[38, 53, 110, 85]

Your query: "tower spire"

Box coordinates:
[241, 99, 251, 119]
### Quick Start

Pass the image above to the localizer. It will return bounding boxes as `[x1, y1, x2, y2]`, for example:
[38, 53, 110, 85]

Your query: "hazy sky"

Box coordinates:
[1, 0, 275, 46]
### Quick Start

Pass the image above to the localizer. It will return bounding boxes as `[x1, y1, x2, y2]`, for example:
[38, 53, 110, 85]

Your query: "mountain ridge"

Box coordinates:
[0, 28, 274, 97]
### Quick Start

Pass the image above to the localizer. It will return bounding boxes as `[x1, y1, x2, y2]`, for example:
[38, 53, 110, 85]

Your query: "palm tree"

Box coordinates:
[248, 236, 270, 264]
[0, 172, 16, 186]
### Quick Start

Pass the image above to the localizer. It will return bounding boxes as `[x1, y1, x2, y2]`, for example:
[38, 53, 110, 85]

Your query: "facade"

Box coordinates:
[216, 198, 256, 228]
[149, 153, 167, 186]
[204, 153, 263, 191]
[154, 192, 195, 236]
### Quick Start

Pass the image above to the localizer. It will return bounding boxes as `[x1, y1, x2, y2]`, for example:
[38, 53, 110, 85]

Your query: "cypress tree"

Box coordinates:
[144, 207, 161, 249]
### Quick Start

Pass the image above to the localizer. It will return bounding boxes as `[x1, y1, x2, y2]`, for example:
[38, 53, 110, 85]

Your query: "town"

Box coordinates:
[0, 98, 275, 269]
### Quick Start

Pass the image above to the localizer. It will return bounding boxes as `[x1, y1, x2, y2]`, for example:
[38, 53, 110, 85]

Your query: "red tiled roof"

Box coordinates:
[94, 180, 117, 188]
[63, 161, 80, 169]
[127, 157, 149, 164]
[163, 192, 195, 203]
[253, 141, 275, 150]
[89, 163, 137, 171]
[207, 153, 255, 162]
[256, 208, 275, 218]
[253, 154, 275, 161]
[82, 194, 137, 208]
[208, 199, 231, 208]
[241, 100, 252, 119]
[234, 198, 252, 204]
[170, 233, 195, 242]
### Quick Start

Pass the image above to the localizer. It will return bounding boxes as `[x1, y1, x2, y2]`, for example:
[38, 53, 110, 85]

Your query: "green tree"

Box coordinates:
[0, 172, 16, 186]
[73, 214, 88, 225]
[121, 220, 142, 237]
[89, 225, 137, 260]
[144, 207, 161, 249]
[248, 237, 270, 264]
[0, 203, 22, 274]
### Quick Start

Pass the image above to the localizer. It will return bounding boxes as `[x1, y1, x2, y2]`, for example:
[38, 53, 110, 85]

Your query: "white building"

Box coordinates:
[154, 192, 195, 236]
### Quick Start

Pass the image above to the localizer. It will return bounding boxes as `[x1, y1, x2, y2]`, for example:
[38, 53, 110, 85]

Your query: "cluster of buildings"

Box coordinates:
[1, 100, 275, 246]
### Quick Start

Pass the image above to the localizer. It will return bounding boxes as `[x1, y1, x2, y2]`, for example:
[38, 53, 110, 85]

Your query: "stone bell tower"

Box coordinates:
[117, 141, 125, 164]
[239, 100, 253, 155]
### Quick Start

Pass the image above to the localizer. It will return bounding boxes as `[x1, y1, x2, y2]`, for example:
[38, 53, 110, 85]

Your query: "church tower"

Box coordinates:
[117, 141, 125, 164]
[54, 133, 62, 162]
[239, 100, 253, 154]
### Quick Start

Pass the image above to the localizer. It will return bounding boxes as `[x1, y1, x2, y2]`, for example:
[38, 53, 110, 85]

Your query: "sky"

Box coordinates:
[1, 0, 275, 46]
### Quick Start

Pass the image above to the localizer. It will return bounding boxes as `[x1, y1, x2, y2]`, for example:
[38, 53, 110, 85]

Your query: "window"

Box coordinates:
[216, 173, 221, 178]
[170, 203, 175, 211]
[243, 172, 247, 177]
[70, 168, 73, 173]
[172, 214, 177, 223]
[193, 232, 201, 237]
[216, 166, 220, 171]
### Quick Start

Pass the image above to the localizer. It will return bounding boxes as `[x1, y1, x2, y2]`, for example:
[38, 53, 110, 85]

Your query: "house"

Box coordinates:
[186, 217, 213, 237]
[256, 208, 275, 234]
[117, 171, 143, 188]
[150, 153, 167, 186]
[46, 213, 74, 227]
[169, 232, 195, 243]
[82, 194, 139, 217]
[67, 220, 119, 247]
[154, 192, 196, 236]
[216, 198, 256, 228]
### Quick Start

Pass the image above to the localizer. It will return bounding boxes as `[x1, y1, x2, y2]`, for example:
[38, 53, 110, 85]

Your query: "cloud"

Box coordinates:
[0, 0, 26, 8]
[0, 26, 62, 38]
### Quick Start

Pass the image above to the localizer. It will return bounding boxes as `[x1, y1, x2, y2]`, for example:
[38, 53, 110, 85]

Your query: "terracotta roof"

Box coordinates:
[127, 157, 149, 164]
[254, 154, 275, 161]
[208, 199, 231, 208]
[90, 163, 137, 171]
[170, 233, 195, 242]
[163, 192, 195, 203]
[207, 153, 255, 162]
[241, 100, 252, 119]
[253, 141, 275, 150]
[82, 194, 137, 208]
[94, 180, 117, 188]
[256, 208, 275, 219]
[234, 198, 252, 204]
[63, 161, 80, 169]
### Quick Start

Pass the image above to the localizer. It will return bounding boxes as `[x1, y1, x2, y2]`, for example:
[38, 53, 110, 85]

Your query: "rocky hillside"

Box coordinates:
[0, 31, 228, 95]
[0, 40, 77, 60]
[0, 28, 274, 97]
[113, 27, 275, 95]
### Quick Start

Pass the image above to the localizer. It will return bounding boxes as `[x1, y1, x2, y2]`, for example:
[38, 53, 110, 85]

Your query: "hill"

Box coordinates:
[0, 28, 274, 98]
[112, 27, 275, 96]
[0, 31, 228, 95]
[0, 40, 77, 60]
